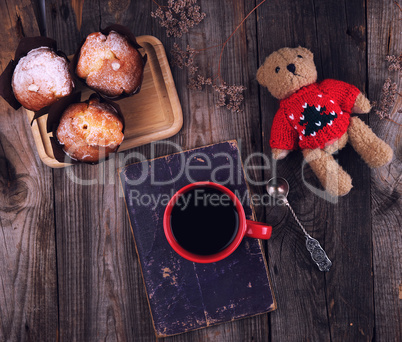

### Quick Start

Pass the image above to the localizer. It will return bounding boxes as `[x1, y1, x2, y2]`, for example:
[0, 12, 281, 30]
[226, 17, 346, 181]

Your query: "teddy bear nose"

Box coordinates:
[287, 63, 296, 73]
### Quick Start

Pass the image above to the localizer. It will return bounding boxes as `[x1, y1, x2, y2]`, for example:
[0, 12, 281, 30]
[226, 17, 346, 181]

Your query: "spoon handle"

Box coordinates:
[305, 235, 332, 272]
[285, 202, 309, 236]
[285, 202, 332, 272]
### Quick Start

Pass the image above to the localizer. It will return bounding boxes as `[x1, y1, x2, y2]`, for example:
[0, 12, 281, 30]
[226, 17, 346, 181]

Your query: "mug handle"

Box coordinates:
[245, 220, 272, 239]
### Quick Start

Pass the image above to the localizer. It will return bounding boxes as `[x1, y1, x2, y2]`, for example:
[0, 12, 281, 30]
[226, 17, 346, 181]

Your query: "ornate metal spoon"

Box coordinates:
[266, 177, 332, 272]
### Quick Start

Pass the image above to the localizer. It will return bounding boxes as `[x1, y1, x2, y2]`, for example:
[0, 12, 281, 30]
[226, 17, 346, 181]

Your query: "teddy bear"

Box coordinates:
[257, 46, 393, 197]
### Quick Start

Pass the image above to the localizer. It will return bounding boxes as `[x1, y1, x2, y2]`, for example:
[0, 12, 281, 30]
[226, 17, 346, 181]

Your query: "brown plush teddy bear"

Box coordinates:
[257, 46, 393, 196]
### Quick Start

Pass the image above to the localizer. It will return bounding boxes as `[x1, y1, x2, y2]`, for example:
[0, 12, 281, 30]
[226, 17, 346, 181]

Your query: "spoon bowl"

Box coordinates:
[266, 177, 290, 199]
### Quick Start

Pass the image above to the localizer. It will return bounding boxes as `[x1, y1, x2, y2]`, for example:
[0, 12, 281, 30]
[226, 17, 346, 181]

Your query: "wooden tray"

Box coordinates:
[26, 35, 183, 168]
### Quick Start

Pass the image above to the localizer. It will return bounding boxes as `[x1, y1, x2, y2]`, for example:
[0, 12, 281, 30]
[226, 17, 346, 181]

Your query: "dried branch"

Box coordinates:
[216, 0, 266, 81]
[393, 1, 402, 12]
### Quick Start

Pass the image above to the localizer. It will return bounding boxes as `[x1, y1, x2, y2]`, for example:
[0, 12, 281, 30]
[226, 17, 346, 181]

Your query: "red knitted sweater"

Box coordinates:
[270, 79, 361, 150]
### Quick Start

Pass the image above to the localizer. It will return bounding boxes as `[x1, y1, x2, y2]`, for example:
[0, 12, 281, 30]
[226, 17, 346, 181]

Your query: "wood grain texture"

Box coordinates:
[0, 1, 58, 341]
[367, 1, 402, 341]
[53, 160, 156, 341]
[314, 2, 374, 342]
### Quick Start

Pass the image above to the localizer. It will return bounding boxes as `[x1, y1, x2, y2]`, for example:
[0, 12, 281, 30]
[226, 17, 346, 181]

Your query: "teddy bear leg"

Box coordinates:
[347, 116, 393, 168]
[303, 148, 353, 197]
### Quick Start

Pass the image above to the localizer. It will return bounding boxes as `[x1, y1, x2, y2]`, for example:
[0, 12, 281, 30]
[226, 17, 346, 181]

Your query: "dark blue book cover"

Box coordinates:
[119, 141, 276, 337]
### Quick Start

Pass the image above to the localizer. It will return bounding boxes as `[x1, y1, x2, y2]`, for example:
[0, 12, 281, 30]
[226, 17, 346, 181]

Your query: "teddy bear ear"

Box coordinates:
[298, 46, 314, 59]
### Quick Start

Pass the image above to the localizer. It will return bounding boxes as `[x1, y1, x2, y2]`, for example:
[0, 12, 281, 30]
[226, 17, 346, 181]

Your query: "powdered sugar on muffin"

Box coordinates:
[56, 98, 124, 162]
[76, 31, 144, 97]
[12, 47, 74, 111]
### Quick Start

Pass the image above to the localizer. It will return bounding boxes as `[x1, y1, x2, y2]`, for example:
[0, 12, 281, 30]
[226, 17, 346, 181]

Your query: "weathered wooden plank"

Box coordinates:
[257, 1, 333, 341]
[46, 0, 100, 55]
[53, 160, 156, 341]
[258, 0, 374, 341]
[367, 1, 402, 341]
[313, 2, 375, 341]
[0, 1, 58, 341]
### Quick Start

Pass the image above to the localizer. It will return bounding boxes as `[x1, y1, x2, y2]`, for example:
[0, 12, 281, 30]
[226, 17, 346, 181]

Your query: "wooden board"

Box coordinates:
[26, 35, 183, 168]
[367, 1, 402, 341]
[0, 0, 58, 341]
[119, 141, 276, 337]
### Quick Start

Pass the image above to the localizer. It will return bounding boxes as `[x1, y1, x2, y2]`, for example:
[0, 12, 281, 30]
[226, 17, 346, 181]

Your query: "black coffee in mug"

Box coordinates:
[170, 186, 239, 255]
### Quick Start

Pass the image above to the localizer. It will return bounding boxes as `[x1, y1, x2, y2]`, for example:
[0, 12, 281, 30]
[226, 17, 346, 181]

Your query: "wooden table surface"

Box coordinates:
[0, 0, 401, 341]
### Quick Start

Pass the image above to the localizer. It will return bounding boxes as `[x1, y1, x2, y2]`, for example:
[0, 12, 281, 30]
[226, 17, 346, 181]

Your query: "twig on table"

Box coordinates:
[151, 0, 168, 8]
[216, 0, 266, 82]
[393, 1, 402, 12]
[384, 117, 402, 126]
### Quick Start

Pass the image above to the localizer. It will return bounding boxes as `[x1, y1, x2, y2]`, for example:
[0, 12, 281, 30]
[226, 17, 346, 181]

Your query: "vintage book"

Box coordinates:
[119, 141, 276, 337]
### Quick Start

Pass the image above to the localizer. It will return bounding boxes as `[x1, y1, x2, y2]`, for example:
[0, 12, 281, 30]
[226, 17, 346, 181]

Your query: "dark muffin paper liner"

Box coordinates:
[0, 36, 74, 113]
[45, 92, 125, 165]
[70, 24, 147, 101]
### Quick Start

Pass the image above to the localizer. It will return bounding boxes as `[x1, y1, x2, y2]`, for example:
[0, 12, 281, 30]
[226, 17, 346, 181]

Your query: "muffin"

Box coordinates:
[76, 31, 144, 97]
[56, 97, 124, 163]
[12, 47, 74, 111]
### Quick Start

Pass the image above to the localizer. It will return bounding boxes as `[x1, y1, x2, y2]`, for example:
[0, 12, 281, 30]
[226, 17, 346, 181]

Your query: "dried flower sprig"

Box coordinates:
[374, 78, 398, 119]
[151, 0, 206, 38]
[171, 44, 246, 112]
[188, 74, 212, 91]
[213, 83, 247, 112]
[386, 53, 402, 73]
[171, 43, 199, 74]
[373, 50, 401, 121]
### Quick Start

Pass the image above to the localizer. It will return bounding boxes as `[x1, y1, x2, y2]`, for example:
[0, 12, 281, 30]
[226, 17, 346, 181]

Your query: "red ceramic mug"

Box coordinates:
[163, 182, 272, 263]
